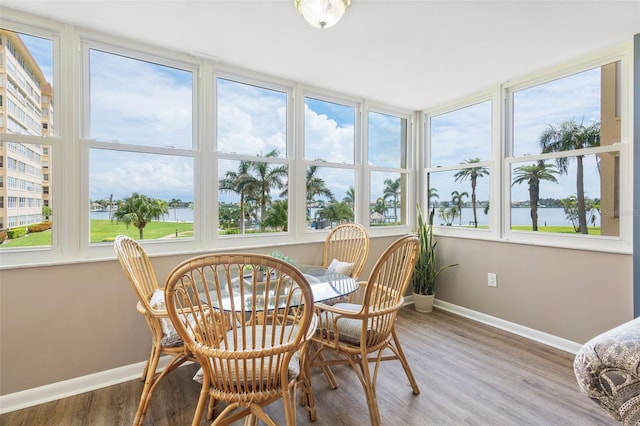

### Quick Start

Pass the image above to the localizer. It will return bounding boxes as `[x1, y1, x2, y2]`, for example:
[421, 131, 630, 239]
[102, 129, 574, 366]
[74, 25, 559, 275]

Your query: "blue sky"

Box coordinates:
[21, 33, 52, 82]
[21, 32, 603, 206]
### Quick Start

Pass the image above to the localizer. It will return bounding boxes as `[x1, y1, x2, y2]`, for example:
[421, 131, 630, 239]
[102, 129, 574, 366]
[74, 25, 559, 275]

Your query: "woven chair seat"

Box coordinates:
[193, 325, 301, 385]
[308, 235, 420, 426]
[165, 253, 316, 425]
[315, 302, 381, 346]
[114, 235, 194, 426]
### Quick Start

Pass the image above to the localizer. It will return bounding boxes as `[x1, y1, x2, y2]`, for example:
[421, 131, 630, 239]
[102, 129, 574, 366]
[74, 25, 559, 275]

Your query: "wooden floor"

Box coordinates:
[2, 307, 617, 426]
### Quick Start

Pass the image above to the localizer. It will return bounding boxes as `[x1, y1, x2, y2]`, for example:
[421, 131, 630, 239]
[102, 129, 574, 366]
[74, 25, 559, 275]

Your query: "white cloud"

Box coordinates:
[90, 150, 193, 201]
[430, 100, 492, 167]
[217, 79, 287, 156]
[368, 112, 402, 168]
[304, 104, 354, 163]
[88, 50, 193, 148]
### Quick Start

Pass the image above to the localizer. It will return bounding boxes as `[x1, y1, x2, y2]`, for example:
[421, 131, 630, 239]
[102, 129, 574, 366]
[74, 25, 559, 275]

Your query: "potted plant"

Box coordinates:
[411, 205, 458, 313]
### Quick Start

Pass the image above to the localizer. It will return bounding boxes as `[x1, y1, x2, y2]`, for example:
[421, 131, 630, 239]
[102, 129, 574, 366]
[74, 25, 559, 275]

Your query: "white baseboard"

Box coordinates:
[2, 299, 581, 415]
[403, 296, 582, 354]
[432, 299, 582, 354]
[0, 356, 188, 415]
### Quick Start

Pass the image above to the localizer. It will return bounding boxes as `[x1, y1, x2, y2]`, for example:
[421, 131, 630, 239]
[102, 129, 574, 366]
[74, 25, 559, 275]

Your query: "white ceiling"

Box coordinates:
[2, 0, 639, 111]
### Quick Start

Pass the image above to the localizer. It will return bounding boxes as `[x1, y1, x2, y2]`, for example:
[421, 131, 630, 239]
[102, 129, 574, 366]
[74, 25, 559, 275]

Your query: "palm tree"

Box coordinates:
[304, 164, 334, 220]
[168, 198, 182, 222]
[512, 161, 559, 231]
[428, 187, 439, 209]
[371, 197, 387, 215]
[450, 190, 468, 226]
[343, 186, 356, 208]
[454, 158, 489, 228]
[383, 177, 401, 222]
[112, 192, 168, 239]
[538, 119, 600, 234]
[219, 160, 254, 234]
[437, 206, 455, 226]
[263, 199, 288, 231]
[246, 149, 287, 231]
[318, 201, 354, 226]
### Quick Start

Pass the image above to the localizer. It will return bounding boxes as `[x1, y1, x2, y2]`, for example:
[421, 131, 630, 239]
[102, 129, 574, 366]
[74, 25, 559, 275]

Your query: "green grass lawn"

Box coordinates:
[0, 220, 600, 249]
[460, 224, 600, 234]
[511, 225, 600, 235]
[0, 220, 194, 248]
[89, 220, 193, 242]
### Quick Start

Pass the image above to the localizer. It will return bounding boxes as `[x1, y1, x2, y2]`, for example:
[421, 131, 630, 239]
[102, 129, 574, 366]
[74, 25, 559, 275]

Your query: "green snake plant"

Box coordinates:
[411, 205, 458, 295]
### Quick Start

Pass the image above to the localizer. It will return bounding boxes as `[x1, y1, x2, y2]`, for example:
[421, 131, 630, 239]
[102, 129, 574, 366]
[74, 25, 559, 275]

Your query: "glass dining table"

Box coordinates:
[298, 265, 359, 304]
[204, 265, 359, 312]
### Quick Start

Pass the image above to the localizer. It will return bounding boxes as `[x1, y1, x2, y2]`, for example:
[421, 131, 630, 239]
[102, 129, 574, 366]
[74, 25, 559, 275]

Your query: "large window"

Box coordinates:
[217, 77, 289, 235]
[0, 27, 54, 249]
[0, 10, 631, 264]
[368, 110, 409, 227]
[85, 47, 195, 243]
[508, 61, 622, 237]
[304, 96, 357, 230]
[426, 99, 492, 229]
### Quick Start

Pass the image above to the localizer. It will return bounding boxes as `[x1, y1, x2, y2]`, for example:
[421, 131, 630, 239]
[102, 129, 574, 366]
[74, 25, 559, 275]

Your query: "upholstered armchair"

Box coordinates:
[574, 317, 640, 426]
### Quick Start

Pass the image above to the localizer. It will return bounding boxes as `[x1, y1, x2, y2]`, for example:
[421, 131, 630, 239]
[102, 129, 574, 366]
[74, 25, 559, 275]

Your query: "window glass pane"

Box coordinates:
[216, 78, 287, 157]
[1, 30, 54, 137]
[368, 112, 406, 168]
[370, 171, 406, 226]
[510, 154, 618, 236]
[428, 167, 490, 228]
[0, 29, 54, 249]
[306, 166, 354, 230]
[89, 149, 194, 242]
[429, 100, 492, 167]
[88, 49, 192, 148]
[512, 64, 612, 157]
[304, 97, 354, 163]
[218, 158, 288, 235]
[0, 142, 51, 248]
[511, 61, 621, 237]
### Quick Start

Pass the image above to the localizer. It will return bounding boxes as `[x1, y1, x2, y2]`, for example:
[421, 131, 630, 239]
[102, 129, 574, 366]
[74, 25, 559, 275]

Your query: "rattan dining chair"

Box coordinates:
[309, 234, 420, 426]
[113, 235, 194, 426]
[164, 253, 317, 426]
[321, 222, 370, 280]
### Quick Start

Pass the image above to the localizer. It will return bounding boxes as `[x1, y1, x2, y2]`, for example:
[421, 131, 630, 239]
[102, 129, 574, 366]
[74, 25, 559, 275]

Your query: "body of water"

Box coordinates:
[90, 206, 596, 227]
[90, 208, 195, 222]
[435, 207, 597, 227]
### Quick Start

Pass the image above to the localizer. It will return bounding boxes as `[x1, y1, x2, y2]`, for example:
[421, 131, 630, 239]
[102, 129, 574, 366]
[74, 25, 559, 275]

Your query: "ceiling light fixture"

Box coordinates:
[294, 0, 351, 29]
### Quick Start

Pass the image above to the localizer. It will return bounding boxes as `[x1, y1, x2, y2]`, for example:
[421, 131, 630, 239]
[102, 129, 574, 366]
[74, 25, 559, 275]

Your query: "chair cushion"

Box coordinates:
[318, 302, 377, 345]
[327, 259, 354, 277]
[149, 289, 183, 347]
[192, 325, 301, 384]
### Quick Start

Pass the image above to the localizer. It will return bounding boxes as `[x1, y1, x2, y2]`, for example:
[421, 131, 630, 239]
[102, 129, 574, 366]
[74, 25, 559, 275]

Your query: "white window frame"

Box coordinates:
[299, 88, 363, 234]
[420, 43, 633, 254]
[0, 12, 64, 266]
[78, 34, 201, 258]
[502, 44, 632, 253]
[364, 101, 414, 237]
[422, 89, 500, 239]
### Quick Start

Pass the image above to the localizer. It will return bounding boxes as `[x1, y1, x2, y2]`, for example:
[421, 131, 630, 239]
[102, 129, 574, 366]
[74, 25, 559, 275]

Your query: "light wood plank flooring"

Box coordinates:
[1, 308, 617, 425]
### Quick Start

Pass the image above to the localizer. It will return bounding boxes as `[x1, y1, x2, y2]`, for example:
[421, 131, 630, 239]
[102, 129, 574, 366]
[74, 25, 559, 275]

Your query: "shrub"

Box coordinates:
[0, 230, 7, 243]
[7, 227, 27, 239]
[27, 221, 52, 233]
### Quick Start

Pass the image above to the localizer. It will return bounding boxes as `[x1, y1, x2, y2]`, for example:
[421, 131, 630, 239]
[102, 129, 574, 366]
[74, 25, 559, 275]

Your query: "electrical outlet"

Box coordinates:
[488, 273, 497, 287]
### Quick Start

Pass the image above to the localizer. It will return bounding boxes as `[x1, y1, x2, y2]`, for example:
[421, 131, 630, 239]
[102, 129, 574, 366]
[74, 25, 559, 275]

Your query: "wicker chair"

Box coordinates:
[321, 222, 370, 280]
[164, 253, 316, 426]
[309, 234, 420, 426]
[113, 235, 193, 426]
